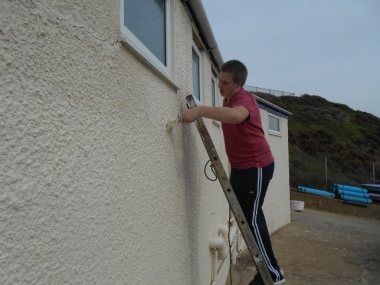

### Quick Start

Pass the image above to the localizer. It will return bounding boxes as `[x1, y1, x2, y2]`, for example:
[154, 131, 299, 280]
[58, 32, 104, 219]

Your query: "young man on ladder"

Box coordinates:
[180, 60, 285, 285]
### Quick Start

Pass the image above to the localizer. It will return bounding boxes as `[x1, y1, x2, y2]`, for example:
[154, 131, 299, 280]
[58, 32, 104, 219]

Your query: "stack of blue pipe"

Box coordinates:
[297, 184, 373, 204]
[330, 184, 372, 204]
[297, 186, 335, 198]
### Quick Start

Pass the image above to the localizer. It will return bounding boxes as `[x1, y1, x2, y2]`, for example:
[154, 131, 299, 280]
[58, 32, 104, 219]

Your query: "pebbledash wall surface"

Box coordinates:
[0, 1, 290, 284]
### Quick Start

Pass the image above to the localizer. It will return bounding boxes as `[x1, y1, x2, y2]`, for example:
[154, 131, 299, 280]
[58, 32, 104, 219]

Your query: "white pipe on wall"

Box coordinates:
[209, 222, 242, 285]
[237, 230, 242, 253]
[209, 237, 225, 249]
[217, 223, 228, 240]
[209, 237, 225, 285]
[211, 249, 218, 284]
[231, 217, 242, 252]
[229, 226, 238, 264]
[208, 236, 228, 260]
[229, 217, 241, 263]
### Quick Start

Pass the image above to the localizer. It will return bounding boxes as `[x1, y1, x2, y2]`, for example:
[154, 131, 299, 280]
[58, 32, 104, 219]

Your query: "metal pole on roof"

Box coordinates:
[373, 162, 376, 184]
[325, 157, 328, 189]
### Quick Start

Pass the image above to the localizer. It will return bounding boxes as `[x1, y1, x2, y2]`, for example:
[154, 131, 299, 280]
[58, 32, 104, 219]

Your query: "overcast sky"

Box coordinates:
[202, 0, 380, 118]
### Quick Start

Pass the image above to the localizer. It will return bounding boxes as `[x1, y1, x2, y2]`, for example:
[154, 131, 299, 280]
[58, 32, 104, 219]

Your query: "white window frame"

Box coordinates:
[120, 0, 175, 82]
[211, 73, 222, 127]
[192, 42, 203, 106]
[268, 113, 282, 136]
[211, 73, 218, 107]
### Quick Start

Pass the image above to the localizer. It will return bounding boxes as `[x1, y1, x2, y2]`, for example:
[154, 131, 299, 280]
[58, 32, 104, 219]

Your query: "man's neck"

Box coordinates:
[226, 87, 242, 100]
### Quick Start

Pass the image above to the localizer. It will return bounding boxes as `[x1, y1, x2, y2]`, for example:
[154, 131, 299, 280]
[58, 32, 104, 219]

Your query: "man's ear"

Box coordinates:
[236, 80, 243, 88]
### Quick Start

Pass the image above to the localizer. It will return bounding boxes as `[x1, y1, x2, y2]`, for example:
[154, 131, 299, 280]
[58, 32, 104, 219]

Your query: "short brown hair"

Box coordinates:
[220, 60, 248, 85]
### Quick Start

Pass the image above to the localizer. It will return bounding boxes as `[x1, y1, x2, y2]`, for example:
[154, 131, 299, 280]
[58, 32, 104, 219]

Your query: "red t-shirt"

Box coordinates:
[222, 88, 274, 169]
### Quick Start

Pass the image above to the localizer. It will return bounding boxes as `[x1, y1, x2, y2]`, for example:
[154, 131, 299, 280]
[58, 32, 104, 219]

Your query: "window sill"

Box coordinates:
[269, 130, 282, 137]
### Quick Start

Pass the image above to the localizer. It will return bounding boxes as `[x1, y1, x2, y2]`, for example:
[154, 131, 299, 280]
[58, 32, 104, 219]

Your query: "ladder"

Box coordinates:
[185, 94, 274, 285]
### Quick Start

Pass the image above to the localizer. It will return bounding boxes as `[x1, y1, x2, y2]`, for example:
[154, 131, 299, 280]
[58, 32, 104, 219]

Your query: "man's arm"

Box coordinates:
[180, 106, 249, 124]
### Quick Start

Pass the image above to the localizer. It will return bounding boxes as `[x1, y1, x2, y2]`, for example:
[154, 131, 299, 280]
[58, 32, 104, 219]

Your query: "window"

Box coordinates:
[268, 114, 281, 135]
[120, 0, 173, 78]
[211, 74, 218, 107]
[192, 43, 203, 103]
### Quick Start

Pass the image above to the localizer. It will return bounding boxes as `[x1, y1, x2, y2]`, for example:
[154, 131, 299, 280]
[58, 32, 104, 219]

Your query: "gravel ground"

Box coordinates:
[227, 208, 380, 285]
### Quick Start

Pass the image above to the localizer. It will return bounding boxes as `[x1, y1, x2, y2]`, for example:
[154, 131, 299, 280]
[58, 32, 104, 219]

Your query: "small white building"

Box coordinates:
[0, 1, 291, 284]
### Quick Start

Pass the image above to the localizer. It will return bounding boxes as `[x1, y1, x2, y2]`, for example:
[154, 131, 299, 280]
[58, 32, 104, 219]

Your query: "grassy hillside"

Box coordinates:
[254, 92, 380, 190]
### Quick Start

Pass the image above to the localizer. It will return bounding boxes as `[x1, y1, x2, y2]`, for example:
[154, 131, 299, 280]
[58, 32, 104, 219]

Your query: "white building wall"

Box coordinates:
[0, 1, 232, 284]
[0, 1, 289, 285]
[260, 109, 292, 233]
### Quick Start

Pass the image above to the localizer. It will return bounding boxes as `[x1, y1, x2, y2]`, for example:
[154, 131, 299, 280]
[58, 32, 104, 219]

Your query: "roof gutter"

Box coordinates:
[184, 0, 224, 71]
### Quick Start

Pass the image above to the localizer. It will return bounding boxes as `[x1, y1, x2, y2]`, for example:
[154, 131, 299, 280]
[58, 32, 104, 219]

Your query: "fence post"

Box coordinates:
[325, 157, 328, 189]
[374, 162, 376, 184]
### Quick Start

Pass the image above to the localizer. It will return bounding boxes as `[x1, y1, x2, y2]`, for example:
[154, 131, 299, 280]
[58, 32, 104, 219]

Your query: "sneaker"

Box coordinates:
[249, 270, 285, 285]
[274, 269, 285, 284]
[248, 274, 264, 285]
[274, 278, 285, 285]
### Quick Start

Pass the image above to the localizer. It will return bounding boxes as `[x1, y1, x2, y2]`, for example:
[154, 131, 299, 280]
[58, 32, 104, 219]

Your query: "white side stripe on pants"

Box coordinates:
[251, 167, 281, 282]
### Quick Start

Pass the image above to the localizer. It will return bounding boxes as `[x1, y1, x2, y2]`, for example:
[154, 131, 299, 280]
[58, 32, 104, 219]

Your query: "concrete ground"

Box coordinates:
[227, 208, 380, 285]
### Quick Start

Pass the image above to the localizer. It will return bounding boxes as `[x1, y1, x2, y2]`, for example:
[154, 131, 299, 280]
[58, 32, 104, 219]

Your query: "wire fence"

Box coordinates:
[244, 85, 295, 97]
[290, 157, 379, 191]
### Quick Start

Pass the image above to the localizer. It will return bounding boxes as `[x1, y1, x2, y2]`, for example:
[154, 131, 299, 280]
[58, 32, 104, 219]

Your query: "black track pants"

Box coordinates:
[230, 161, 283, 283]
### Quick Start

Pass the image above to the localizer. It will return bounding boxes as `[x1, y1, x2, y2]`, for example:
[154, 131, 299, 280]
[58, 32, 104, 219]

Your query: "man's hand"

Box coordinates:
[179, 107, 200, 124]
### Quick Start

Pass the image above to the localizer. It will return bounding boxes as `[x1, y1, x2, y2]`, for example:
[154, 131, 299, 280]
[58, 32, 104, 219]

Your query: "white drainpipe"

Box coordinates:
[229, 225, 238, 264]
[209, 225, 229, 260]
[211, 250, 219, 285]
[230, 217, 242, 252]
[209, 222, 241, 284]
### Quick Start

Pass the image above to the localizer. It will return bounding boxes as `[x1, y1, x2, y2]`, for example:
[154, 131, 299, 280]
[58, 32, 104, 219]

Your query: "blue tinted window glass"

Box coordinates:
[124, 0, 166, 65]
[269, 115, 280, 131]
[192, 49, 200, 100]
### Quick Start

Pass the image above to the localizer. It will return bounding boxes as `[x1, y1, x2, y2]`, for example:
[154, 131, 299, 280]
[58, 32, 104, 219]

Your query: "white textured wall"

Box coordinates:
[0, 1, 289, 284]
[0, 1, 231, 284]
